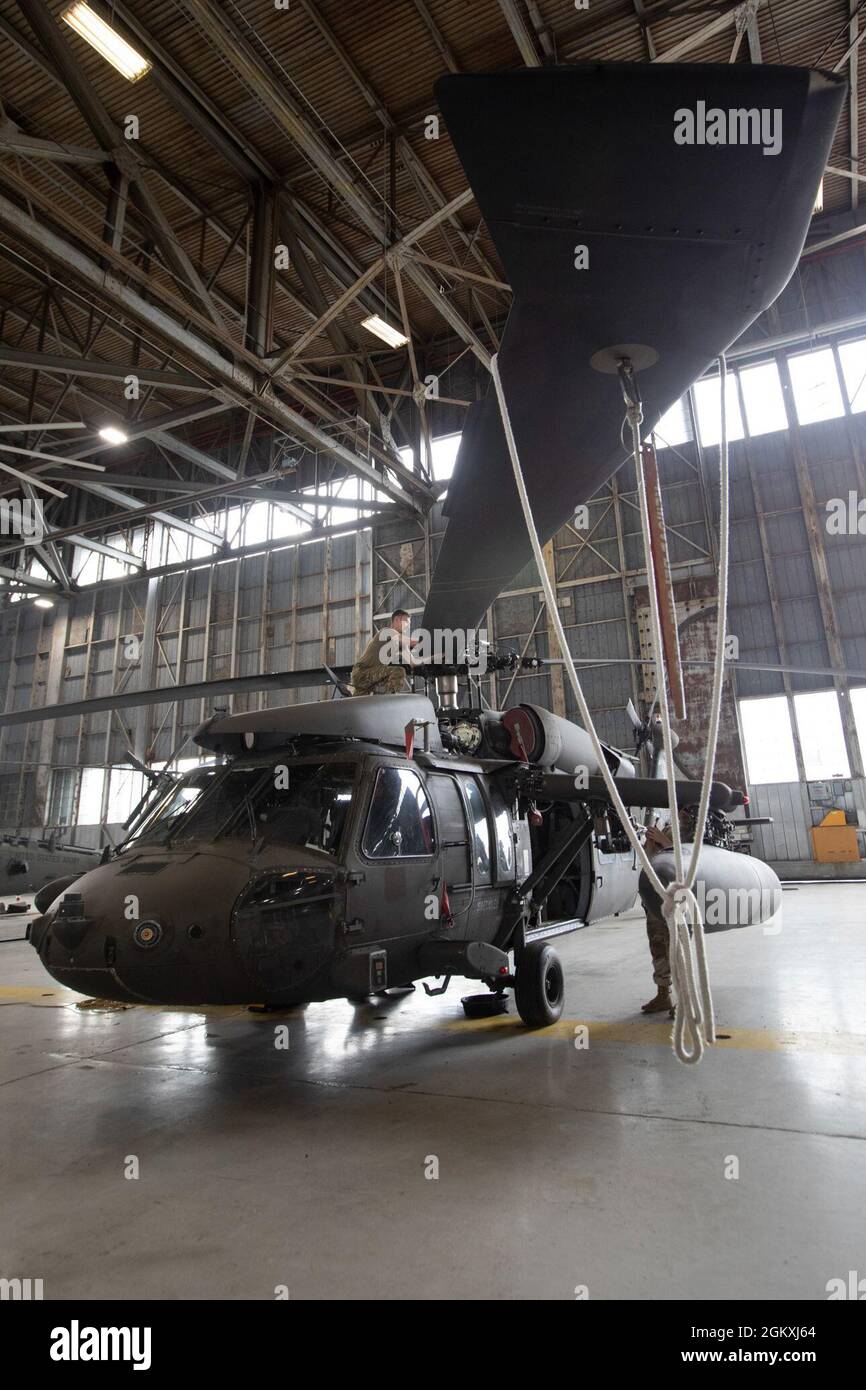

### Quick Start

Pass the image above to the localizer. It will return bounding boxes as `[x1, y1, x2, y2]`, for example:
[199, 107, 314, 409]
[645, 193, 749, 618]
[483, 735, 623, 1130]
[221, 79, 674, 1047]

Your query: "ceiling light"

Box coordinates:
[98, 426, 129, 446]
[33, 597, 55, 610]
[813, 178, 824, 215]
[62, 3, 151, 82]
[362, 315, 409, 349]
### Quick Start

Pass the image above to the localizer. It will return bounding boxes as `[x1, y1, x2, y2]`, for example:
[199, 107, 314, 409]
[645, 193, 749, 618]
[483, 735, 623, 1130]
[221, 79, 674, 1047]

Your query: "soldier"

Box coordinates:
[641, 821, 675, 1015]
[350, 608, 417, 696]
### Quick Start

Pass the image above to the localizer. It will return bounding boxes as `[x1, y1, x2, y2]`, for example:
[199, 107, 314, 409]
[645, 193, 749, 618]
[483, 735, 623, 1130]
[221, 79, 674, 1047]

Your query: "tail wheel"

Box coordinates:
[514, 941, 565, 1028]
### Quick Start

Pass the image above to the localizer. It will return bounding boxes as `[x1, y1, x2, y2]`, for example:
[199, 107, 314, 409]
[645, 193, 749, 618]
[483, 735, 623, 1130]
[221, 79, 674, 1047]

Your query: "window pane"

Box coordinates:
[693, 375, 745, 448]
[788, 349, 844, 425]
[793, 691, 850, 779]
[462, 777, 491, 884]
[243, 500, 269, 547]
[739, 361, 787, 436]
[739, 696, 798, 783]
[77, 767, 105, 825]
[837, 339, 866, 414]
[431, 433, 461, 483]
[74, 547, 100, 585]
[48, 769, 76, 827]
[107, 766, 146, 824]
[489, 786, 515, 879]
[253, 763, 355, 852]
[362, 766, 435, 857]
[650, 396, 690, 449]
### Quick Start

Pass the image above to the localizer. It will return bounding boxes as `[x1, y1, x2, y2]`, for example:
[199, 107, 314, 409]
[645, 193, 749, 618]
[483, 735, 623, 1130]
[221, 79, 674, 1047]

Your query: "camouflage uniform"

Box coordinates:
[350, 628, 409, 696]
[645, 906, 672, 992]
[642, 823, 673, 1011]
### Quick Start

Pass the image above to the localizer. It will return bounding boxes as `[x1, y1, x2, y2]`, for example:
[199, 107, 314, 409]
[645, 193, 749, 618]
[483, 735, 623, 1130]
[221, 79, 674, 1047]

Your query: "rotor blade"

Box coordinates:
[0, 667, 353, 729]
[423, 64, 844, 631]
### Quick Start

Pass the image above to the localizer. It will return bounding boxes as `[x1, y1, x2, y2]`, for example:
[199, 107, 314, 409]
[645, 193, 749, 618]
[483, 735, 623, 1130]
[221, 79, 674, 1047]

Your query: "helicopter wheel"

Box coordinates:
[461, 991, 509, 1019]
[514, 941, 565, 1028]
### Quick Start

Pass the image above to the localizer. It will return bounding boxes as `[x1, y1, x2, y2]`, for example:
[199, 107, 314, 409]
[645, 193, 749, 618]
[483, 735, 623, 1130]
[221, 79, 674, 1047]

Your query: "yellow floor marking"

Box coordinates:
[444, 1014, 866, 1055]
[2, 985, 864, 1056]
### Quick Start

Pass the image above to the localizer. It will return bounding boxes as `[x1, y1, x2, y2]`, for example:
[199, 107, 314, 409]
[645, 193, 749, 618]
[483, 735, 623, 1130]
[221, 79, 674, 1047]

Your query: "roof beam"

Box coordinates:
[0, 121, 109, 165]
[411, 0, 460, 72]
[0, 191, 428, 510]
[0, 347, 212, 392]
[182, 0, 490, 367]
[297, 0, 504, 288]
[15, 0, 225, 332]
[654, 1, 764, 63]
[497, 0, 542, 65]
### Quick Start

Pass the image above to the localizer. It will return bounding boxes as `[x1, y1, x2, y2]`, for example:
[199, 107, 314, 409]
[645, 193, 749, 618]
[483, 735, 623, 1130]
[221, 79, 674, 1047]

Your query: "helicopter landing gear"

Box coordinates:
[461, 990, 509, 1019]
[514, 941, 565, 1028]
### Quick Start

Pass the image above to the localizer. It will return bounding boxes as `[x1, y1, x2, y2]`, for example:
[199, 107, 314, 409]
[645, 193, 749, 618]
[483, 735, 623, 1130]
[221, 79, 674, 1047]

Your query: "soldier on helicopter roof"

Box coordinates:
[350, 608, 420, 696]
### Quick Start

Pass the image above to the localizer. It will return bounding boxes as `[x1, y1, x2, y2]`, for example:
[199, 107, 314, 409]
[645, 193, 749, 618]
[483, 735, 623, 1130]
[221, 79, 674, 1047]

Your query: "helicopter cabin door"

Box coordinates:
[426, 772, 473, 933]
[356, 760, 439, 946]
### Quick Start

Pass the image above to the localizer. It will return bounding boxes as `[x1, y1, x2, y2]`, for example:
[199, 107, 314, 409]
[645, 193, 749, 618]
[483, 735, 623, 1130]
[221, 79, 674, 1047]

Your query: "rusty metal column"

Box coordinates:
[542, 539, 566, 716]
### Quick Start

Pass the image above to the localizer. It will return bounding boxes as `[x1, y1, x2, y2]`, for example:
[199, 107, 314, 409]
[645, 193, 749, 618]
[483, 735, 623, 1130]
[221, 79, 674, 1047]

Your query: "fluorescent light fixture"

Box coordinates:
[813, 178, 824, 215]
[33, 597, 55, 609]
[98, 425, 129, 446]
[362, 315, 409, 349]
[62, 3, 151, 82]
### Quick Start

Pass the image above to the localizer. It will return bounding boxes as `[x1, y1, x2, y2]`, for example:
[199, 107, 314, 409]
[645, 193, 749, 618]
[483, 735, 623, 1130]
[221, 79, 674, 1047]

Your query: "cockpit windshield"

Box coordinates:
[124, 761, 356, 852]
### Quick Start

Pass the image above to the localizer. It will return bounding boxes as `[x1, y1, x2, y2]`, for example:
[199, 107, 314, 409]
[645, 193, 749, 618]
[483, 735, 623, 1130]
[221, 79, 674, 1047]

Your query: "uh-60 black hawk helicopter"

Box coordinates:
[27, 672, 765, 1026]
[22, 60, 844, 1026]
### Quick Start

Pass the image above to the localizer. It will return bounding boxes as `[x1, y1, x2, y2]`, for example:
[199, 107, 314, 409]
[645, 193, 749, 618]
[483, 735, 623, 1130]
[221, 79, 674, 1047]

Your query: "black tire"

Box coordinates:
[514, 942, 565, 1028]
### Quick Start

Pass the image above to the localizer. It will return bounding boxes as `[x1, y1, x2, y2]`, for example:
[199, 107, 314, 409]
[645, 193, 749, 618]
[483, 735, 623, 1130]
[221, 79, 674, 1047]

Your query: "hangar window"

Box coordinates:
[76, 767, 105, 825]
[738, 696, 798, 784]
[47, 769, 76, 828]
[693, 374, 745, 448]
[837, 338, 866, 413]
[650, 396, 690, 450]
[793, 691, 851, 780]
[399, 432, 462, 487]
[107, 766, 147, 825]
[739, 361, 788, 436]
[788, 348, 844, 425]
[362, 766, 435, 858]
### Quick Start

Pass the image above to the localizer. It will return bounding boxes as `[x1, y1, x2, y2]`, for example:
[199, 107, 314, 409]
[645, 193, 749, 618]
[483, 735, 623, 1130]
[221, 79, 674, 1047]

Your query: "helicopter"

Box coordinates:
[25, 669, 774, 1026]
[12, 60, 845, 1025]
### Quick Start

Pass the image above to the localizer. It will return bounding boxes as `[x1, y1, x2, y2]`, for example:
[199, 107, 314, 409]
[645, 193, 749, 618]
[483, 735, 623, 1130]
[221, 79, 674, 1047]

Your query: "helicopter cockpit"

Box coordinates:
[121, 758, 357, 855]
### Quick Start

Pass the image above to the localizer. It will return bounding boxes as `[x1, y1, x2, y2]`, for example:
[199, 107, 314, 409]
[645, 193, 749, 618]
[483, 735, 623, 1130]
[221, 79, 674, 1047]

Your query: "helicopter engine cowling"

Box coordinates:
[501, 702, 634, 778]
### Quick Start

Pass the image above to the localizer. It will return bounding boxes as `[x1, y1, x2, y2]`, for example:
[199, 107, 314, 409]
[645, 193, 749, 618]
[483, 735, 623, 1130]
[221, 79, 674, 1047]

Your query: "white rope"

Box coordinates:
[489, 351, 731, 1064]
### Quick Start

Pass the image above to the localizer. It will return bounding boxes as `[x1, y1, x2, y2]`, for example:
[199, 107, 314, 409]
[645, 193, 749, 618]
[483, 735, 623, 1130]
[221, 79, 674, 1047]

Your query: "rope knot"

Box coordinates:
[661, 882, 697, 924]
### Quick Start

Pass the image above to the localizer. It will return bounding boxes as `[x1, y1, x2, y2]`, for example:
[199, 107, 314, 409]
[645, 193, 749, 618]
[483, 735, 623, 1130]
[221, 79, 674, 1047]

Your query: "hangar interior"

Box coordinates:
[1, 0, 865, 1304]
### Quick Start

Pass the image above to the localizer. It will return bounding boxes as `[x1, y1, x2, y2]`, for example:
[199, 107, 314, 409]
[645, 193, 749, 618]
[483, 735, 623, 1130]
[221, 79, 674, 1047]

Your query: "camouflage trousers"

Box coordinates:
[646, 907, 672, 991]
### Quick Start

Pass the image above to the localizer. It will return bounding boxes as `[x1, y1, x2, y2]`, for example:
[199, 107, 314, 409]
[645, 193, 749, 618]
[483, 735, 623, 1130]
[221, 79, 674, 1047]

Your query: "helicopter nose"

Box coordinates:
[33, 851, 253, 1004]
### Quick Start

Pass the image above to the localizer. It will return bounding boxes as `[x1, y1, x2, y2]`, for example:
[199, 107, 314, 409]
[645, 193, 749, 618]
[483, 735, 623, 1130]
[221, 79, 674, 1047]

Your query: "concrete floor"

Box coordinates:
[1, 883, 864, 1301]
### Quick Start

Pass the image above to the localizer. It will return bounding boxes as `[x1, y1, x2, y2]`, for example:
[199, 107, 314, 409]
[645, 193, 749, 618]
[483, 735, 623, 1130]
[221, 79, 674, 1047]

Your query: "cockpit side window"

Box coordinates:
[361, 766, 435, 859]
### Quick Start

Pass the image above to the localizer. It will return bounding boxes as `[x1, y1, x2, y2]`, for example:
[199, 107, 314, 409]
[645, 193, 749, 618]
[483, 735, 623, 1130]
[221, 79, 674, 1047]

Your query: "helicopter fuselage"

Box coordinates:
[28, 739, 639, 1008]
